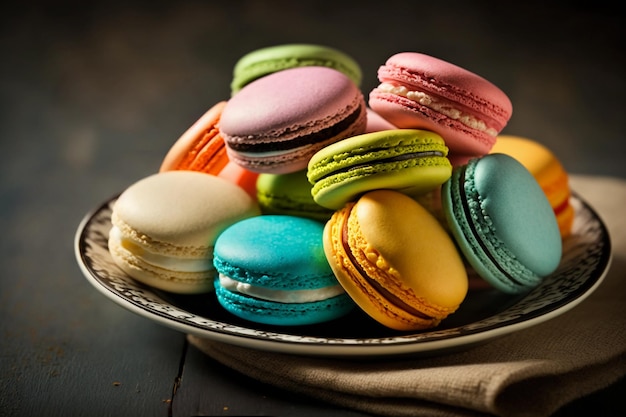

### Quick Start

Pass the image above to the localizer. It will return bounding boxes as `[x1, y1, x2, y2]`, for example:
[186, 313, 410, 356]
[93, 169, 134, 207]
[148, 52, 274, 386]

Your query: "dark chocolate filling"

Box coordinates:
[458, 169, 523, 286]
[340, 207, 433, 320]
[553, 196, 570, 216]
[227, 105, 364, 153]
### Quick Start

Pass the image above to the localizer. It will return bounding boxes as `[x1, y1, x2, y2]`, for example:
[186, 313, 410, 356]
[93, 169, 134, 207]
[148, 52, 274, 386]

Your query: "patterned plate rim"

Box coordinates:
[74, 191, 612, 357]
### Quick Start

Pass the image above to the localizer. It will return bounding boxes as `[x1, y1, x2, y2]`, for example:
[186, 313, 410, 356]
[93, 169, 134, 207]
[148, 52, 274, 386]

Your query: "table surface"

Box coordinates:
[1, 2, 624, 416]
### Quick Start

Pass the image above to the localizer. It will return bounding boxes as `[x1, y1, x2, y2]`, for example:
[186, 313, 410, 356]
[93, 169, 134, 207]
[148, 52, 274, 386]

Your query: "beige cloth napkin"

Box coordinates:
[188, 175, 626, 417]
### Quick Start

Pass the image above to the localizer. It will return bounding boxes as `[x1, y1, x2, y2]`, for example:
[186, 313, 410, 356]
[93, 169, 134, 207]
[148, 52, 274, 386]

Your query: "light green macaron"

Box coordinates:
[307, 129, 452, 210]
[256, 169, 334, 222]
[230, 43, 362, 94]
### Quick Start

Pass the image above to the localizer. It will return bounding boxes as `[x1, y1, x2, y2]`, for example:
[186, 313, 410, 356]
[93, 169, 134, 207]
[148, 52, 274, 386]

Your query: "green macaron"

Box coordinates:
[230, 43, 362, 94]
[442, 153, 562, 294]
[256, 170, 334, 222]
[307, 129, 452, 209]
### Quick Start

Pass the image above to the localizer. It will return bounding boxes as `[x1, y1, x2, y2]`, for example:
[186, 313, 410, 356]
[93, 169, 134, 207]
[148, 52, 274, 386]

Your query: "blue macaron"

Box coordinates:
[213, 215, 354, 326]
[442, 153, 562, 294]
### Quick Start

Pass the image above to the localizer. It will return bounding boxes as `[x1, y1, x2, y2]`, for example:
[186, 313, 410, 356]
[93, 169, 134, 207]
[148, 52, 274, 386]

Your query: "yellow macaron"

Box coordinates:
[323, 189, 468, 331]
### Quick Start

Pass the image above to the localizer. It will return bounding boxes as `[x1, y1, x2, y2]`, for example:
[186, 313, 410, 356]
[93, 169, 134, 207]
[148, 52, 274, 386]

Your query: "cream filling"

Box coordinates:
[219, 274, 344, 303]
[110, 226, 212, 272]
[377, 82, 498, 137]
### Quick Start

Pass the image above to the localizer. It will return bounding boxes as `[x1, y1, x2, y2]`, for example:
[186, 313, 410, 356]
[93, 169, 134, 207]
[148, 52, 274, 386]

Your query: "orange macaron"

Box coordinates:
[160, 101, 230, 175]
[490, 135, 574, 238]
[160, 101, 259, 199]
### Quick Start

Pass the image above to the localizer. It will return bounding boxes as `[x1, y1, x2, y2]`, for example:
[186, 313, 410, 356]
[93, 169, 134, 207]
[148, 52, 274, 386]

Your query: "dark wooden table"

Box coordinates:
[1, 2, 624, 416]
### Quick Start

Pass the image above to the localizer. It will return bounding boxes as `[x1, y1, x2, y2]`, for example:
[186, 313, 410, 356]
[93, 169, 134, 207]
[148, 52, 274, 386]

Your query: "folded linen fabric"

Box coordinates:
[188, 175, 626, 417]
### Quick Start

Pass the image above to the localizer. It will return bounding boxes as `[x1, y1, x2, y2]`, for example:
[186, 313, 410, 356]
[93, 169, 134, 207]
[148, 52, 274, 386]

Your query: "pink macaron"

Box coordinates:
[364, 107, 397, 133]
[219, 66, 367, 174]
[369, 52, 512, 156]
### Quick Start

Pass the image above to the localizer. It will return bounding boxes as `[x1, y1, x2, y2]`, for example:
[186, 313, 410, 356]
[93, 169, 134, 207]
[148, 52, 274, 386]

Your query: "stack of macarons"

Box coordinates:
[107, 43, 571, 332]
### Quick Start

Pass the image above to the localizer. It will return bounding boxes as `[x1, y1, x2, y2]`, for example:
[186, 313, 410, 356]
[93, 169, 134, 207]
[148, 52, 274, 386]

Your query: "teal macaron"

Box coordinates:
[256, 170, 334, 222]
[442, 153, 562, 294]
[230, 43, 362, 94]
[307, 129, 452, 209]
[213, 215, 354, 326]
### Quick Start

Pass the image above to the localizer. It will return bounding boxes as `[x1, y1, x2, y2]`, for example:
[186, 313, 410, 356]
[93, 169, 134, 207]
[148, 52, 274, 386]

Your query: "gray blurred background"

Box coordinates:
[2, 2, 623, 201]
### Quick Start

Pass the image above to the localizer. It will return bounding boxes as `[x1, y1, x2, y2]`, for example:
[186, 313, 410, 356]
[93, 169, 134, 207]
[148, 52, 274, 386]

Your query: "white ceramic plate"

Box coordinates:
[75, 193, 611, 358]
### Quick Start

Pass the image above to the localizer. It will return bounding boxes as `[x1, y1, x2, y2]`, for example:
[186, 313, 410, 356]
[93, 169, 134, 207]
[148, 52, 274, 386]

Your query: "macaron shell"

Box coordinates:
[214, 283, 354, 326]
[369, 97, 493, 152]
[213, 215, 337, 289]
[308, 129, 452, 209]
[160, 102, 229, 175]
[220, 66, 367, 174]
[213, 215, 354, 326]
[256, 170, 334, 221]
[473, 156, 561, 275]
[217, 161, 260, 200]
[221, 66, 365, 138]
[381, 52, 512, 109]
[490, 135, 574, 237]
[108, 237, 214, 294]
[113, 171, 260, 250]
[447, 153, 477, 167]
[230, 43, 362, 93]
[369, 52, 512, 155]
[365, 107, 397, 133]
[443, 154, 562, 293]
[324, 190, 468, 331]
[109, 171, 260, 294]
[554, 202, 575, 240]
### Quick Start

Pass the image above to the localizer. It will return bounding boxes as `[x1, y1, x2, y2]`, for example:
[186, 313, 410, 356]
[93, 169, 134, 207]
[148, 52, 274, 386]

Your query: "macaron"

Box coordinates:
[256, 170, 334, 222]
[369, 52, 513, 156]
[159, 102, 259, 199]
[108, 171, 260, 294]
[230, 43, 362, 94]
[323, 190, 468, 331]
[442, 153, 562, 294]
[490, 135, 574, 238]
[213, 215, 354, 326]
[307, 129, 452, 209]
[220, 66, 367, 174]
[365, 107, 397, 133]
[160, 101, 230, 175]
[217, 161, 260, 200]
